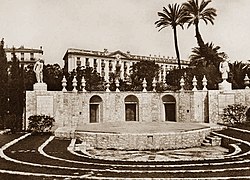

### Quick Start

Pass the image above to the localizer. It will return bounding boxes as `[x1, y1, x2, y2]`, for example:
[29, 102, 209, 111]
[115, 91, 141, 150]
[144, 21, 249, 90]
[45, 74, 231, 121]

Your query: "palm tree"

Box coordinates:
[182, 0, 217, 54]
[155, 3, 188, 69]
[229, 61, 250, 89]
[190, 42, 225, 67]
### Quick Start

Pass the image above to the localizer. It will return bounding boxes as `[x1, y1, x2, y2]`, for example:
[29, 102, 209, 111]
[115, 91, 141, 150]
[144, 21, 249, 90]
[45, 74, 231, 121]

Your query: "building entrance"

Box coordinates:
[164, 103, 176, 121]
[125, 104, 136, 121]
[125, 95, 139, 122]
[162, 95, 176, 122]
[90, 104, 99, 123]
[89, 95, 102, 123]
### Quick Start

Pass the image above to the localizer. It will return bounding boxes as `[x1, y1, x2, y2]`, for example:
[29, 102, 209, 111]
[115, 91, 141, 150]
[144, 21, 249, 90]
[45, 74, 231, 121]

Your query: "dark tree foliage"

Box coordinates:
[190, 42, 226, 68]
[0, 39, 8, 129]
[108, 64, 129, 91]
[66, 66, 105, 91]
[24, 64, 36, 90]
[24, 63, 64, 91]
[167, 65, 221, 90]
[229, 61, 250, 89]
[43, 64, 63, 91]
[130, 61, 160, 91]
[7, 50, 25, 131]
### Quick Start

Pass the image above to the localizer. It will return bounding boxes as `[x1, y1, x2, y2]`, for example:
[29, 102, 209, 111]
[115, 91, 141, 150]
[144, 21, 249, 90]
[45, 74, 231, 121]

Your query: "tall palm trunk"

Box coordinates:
[195, 23, 206, 57]
[173, 26, 181, 69]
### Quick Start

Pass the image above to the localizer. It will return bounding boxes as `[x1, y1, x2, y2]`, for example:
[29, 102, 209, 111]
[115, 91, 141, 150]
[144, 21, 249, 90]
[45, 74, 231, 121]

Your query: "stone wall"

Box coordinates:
[75, 128, 212, 150]
[25, 90, 209, 130]
[208, 89, 250, 123]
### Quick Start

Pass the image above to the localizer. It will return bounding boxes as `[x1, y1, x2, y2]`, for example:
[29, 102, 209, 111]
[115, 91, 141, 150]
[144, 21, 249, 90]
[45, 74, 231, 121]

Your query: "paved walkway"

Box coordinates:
[86, 146, 228, 161]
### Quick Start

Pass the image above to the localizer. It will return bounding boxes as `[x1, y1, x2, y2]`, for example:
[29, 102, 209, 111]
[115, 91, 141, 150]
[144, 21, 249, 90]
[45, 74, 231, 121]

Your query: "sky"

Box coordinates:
[0, 0, 249, 66]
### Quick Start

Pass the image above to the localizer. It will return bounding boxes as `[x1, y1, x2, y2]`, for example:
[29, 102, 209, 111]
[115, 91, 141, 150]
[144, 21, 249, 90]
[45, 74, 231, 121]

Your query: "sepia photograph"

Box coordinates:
[0, 0, 250, 179]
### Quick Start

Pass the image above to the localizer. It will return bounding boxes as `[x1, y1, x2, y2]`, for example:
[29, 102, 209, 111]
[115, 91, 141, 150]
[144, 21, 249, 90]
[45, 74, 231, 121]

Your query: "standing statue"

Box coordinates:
[219, 55, 230, 81]
[33, 59, 44, 83]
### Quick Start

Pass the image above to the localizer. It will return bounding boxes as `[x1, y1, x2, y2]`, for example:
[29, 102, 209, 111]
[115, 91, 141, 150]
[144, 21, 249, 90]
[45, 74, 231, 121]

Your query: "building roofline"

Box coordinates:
[63, 48, 190, 65]
[4, 47, 43, 53]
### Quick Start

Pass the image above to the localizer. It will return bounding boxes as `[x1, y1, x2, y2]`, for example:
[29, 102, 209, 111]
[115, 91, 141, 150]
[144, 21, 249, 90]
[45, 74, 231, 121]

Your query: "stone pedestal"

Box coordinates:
[34, 83, 47, 91]
[218, 80, 232, 91]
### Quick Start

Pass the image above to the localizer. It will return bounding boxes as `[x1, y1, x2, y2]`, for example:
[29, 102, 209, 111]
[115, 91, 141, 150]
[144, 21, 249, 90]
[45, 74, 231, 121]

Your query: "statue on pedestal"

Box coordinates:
[33, 59, 44, 83]
[218, 54, 232, 91]
[219, 55, 230, 81]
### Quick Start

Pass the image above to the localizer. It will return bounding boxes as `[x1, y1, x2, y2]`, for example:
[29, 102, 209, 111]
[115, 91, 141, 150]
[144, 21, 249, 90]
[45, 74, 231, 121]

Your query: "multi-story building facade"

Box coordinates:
[63, 48, 190, 81]
[5, 45, 43, 67]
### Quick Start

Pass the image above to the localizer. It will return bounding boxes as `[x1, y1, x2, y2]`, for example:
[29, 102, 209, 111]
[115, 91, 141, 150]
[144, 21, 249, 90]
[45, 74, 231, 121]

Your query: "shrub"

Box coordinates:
[222, 103, 247, 125]
[28, 115, 55, 133]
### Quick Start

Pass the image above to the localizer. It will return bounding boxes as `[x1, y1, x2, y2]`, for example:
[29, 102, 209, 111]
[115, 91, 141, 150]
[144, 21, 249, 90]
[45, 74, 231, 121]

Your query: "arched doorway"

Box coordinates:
[162, 95, 176, 121]
[89, 95, 102, 123]
[125, 95, 139, 121]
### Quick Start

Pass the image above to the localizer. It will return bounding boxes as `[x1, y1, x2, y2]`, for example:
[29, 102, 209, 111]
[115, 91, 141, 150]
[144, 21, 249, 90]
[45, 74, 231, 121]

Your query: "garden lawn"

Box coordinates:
[1, 134, 95, 176]
[0, 133, 25, 147]
[4, 134, 106, 170]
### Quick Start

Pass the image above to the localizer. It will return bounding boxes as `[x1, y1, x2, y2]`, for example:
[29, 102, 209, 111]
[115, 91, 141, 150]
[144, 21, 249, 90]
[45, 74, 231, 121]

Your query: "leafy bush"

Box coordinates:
[222, 104, 247, 125]
[28, 115, 55, 133]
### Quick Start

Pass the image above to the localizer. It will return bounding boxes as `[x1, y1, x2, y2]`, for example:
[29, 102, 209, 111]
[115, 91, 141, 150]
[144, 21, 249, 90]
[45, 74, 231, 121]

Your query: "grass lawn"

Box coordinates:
[0, 128, 249, 179]
[0, 132, 25, 147]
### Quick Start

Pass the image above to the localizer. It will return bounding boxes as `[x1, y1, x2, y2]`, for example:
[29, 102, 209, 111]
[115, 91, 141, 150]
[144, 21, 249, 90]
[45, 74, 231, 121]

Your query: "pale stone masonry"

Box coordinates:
[75, 128, 212, 150]
[26, 87, 250, 131]
[26, 90, 209, 130]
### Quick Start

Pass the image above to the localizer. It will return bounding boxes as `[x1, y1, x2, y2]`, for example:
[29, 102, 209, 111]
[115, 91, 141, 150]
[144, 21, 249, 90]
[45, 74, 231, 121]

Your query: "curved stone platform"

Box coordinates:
[74, 122, 215, 150]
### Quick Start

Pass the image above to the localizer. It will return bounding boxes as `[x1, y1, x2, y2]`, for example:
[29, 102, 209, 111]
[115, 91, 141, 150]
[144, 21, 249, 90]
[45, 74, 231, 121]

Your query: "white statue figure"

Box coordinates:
[33, 59, 44, 83]
[219, 55, 230, 80]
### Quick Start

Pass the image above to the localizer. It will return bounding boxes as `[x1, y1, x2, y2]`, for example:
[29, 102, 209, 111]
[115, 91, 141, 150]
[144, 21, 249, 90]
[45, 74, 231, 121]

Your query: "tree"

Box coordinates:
[166, 65, 221, 90]
[23, 64, 36, 90]
[190, 42, 225, 68]
[229, 61, 250, 89]
[43, 64, 63, 91]
[68, 66, 105, 91]
[182, 0, 217, 56]
[0, 38, 8, 129]
[8, 49, 25, 131]
[155, 3, 188, 69]
[130, 61, 160, 91]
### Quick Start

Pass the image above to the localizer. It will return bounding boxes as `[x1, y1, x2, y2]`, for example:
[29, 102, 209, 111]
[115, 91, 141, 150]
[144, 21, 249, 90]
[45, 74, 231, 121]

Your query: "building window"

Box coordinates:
[93, 59, 97, 71]
[109, 60, 112, 72]
[76, 57, 81, 67]
[30, 53, 34, 61]
[101, 59, 105, 67]
[11, 53, 14, 60]
[86, 58, 89, 67]
[124, 62, 127, 69]
[21, 53, 24, 61]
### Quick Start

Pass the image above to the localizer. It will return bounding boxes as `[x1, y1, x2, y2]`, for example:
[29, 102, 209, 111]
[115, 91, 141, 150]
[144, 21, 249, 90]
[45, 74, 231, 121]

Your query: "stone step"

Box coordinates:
[201, 142, 212, 146]
[203, 139, 210, 143]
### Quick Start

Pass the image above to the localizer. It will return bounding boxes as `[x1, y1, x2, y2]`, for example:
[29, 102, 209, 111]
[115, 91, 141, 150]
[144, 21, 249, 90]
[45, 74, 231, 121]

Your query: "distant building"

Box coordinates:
[5, 45, 43, 67]
[63, 48, 190, 81]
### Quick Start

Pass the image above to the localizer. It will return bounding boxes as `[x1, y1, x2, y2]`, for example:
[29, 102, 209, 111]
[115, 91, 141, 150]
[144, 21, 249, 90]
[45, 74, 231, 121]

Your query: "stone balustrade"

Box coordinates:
[60, 75, 209, 93]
